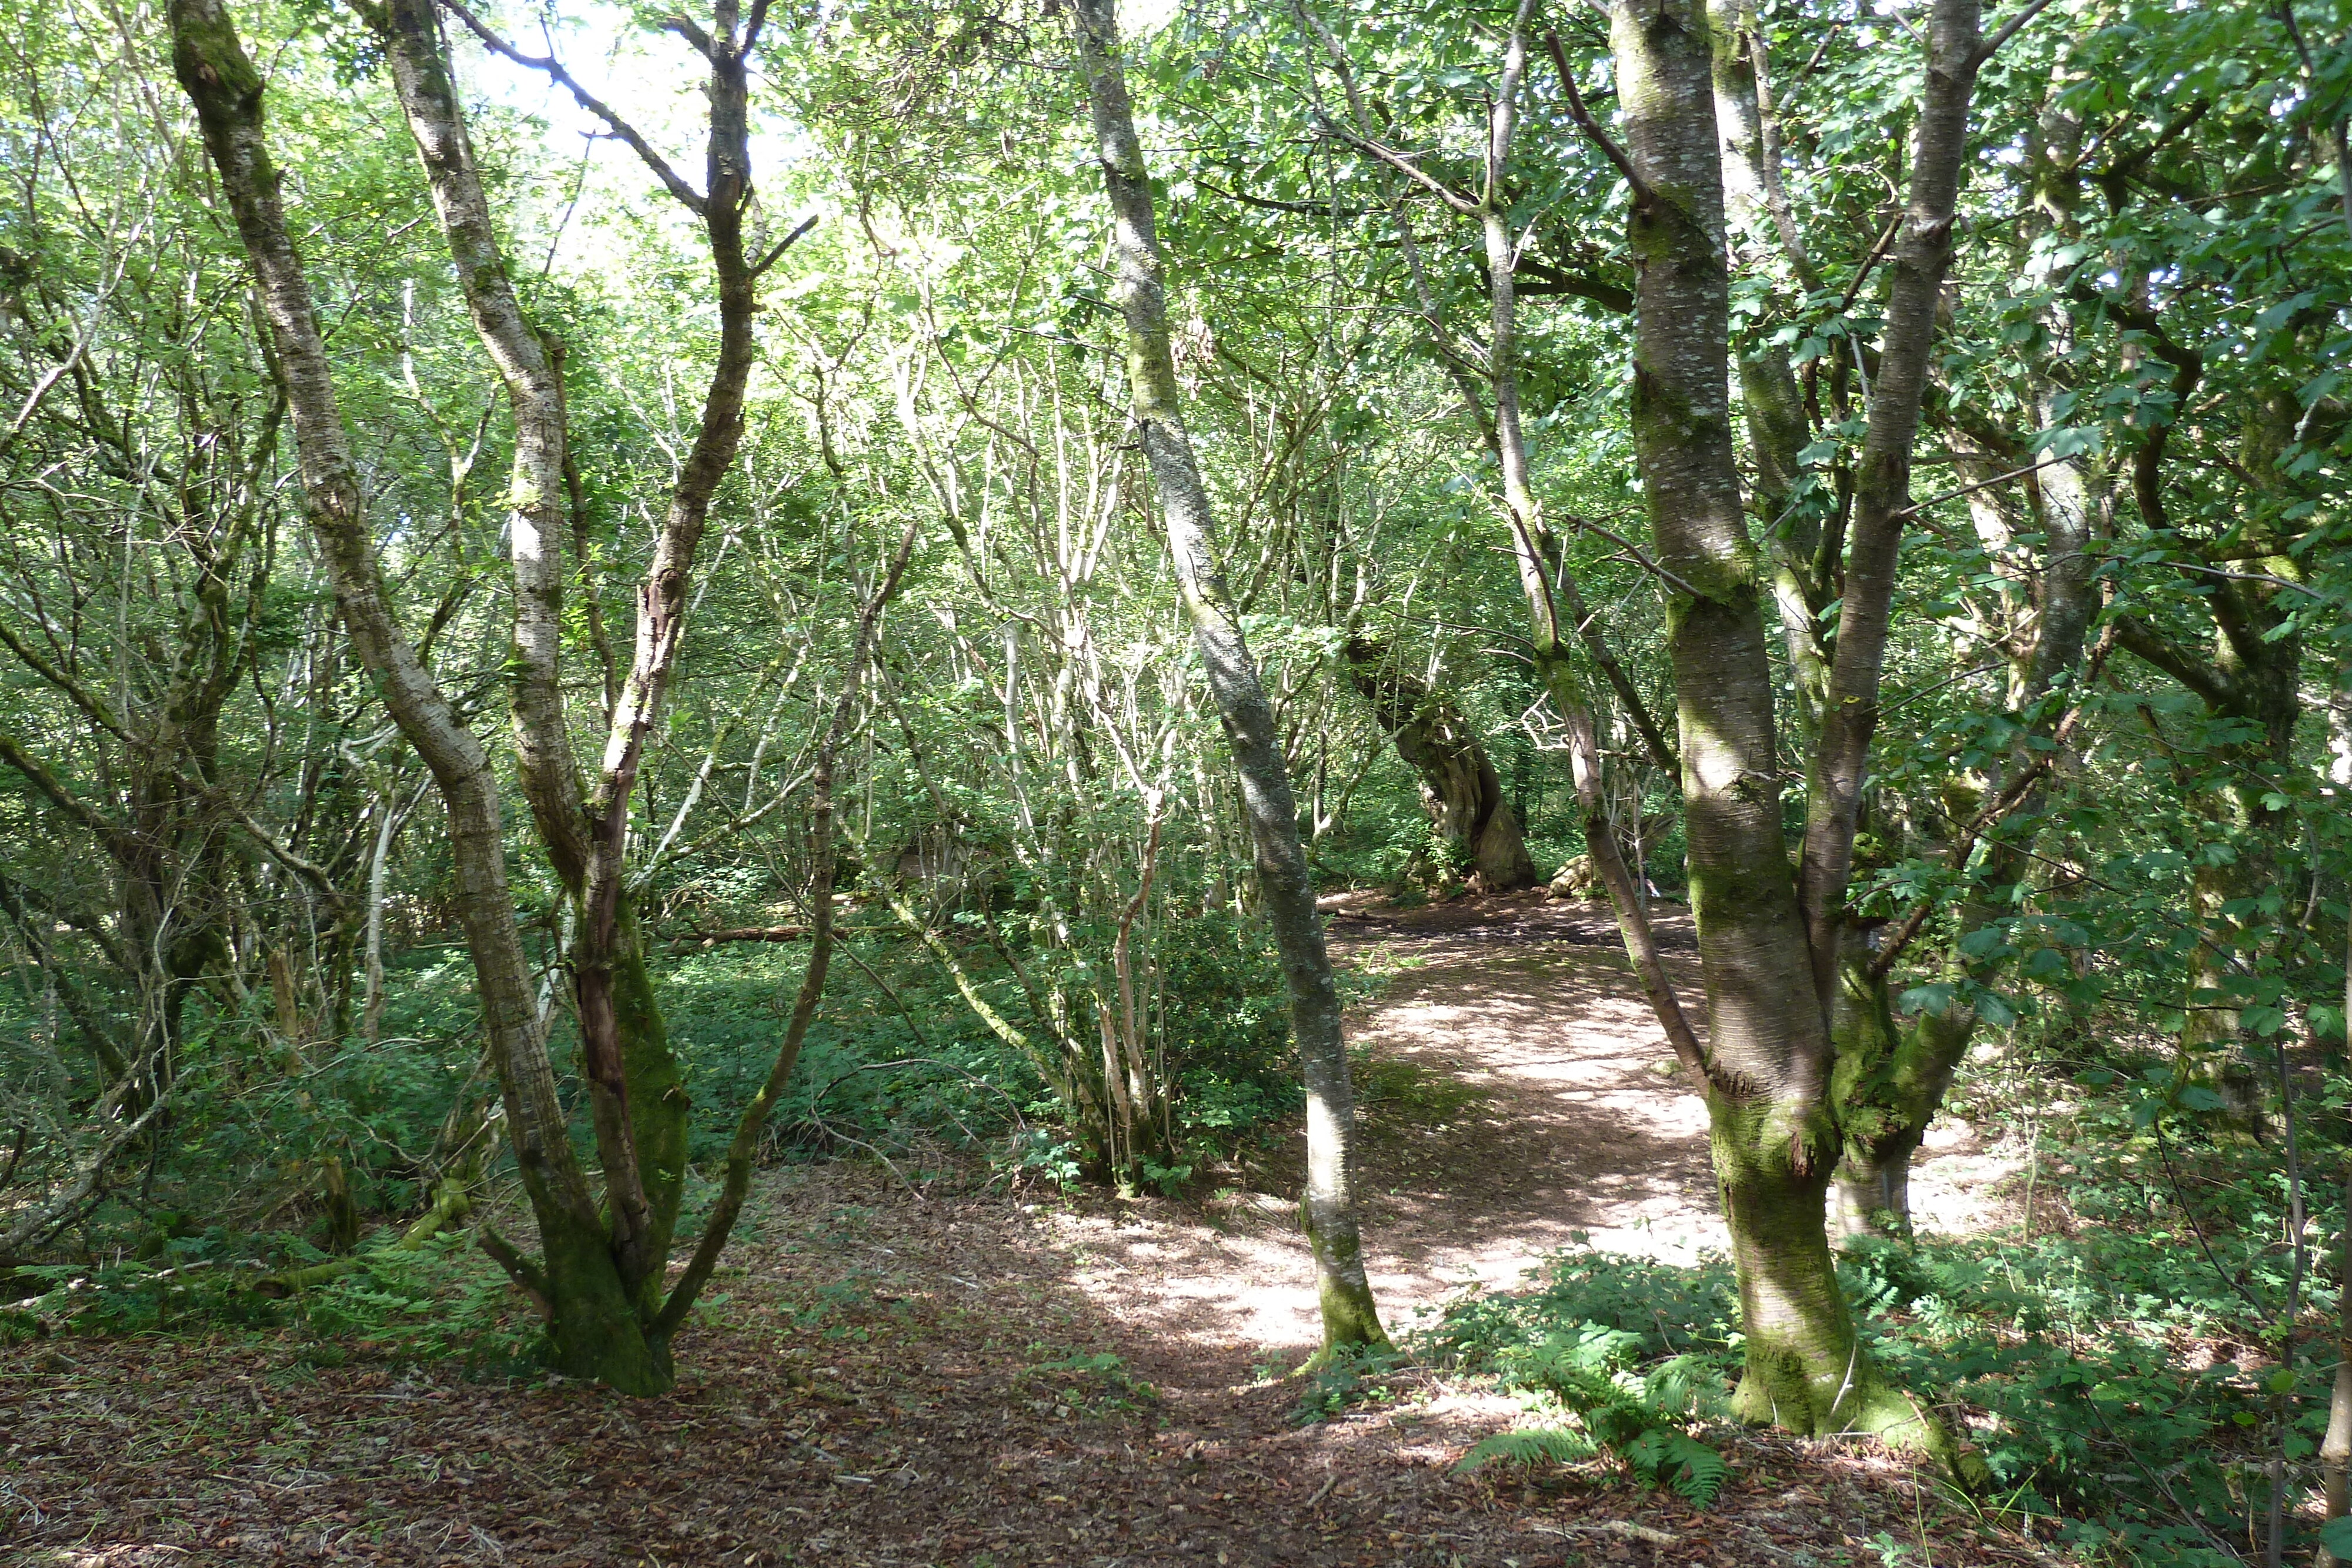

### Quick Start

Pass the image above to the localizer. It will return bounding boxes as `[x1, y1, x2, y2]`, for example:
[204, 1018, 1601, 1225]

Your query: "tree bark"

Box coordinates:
[1605, 0, 1977, 1477]
[379, 0, 802, 1340]
[1796, 0, 1993, 1011]
[166, 0, 667, 1392]
[1071, 0, 1385, 1353]
[1829, 72, 2108, 1235]
[1826, 928, 1974, 1241]
[373, 0, 695, 1303]
[1342, 640, 1536, 890]
[2320, 661, 2352, 1564]
[1708, 0, 1829, 751]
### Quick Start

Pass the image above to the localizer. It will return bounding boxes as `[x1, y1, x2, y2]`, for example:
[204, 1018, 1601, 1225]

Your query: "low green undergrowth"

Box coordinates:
[1426, 1118, 2339, 1567]
[1456, 1323, 1733, 1506]
[3, 1227, 542, 1375]
[1428, 1248, 1740, 1506]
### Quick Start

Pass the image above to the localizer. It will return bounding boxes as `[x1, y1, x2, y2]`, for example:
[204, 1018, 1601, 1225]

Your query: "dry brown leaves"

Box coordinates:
[5, 1163, 2060, 1568]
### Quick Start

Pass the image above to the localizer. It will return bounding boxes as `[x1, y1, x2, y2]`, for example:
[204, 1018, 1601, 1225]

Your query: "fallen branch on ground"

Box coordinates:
[249, 1176, 474, 1296]
[669, 924, 809, 952]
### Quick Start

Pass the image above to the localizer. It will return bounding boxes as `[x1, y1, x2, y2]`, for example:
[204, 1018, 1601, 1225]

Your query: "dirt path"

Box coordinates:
[1041, 892, 1719, 1362]
[4, 891, 2045, 1568]
[1057, 888, 2012, 1361]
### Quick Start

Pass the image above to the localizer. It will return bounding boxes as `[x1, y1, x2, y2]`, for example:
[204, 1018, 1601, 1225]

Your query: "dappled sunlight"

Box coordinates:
[1033, 916, 2027, 1348]
[4, 895, 2071, 1566]
[1907, 1116, 2028, 1235]
[1030, 900, 1743, 1356]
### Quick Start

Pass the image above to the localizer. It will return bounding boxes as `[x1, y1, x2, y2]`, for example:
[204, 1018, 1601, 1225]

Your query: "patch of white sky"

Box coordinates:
[453, 0, 1182, 285]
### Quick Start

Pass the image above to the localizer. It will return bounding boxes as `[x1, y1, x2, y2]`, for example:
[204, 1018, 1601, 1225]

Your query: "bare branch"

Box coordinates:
[1542, 31, 1651, 208]
[1836, 212, 1903, 312]
[740, 0, 774, 56]
[435, 0, 708, 213]
[1892, 452, 2074, 519]
[0, 727, 120, 841]
[747, 212, 820, 279]
[1565, 514, 1705, 600]
[1317, 123, 1481, 214]
[1973, 0, 2058, 65]
[661, 12, 717, 60]
[208, 787, 347, 905]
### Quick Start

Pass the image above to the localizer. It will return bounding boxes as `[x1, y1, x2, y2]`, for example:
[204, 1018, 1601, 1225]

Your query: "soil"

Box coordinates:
[4, 890, 2052, 1567]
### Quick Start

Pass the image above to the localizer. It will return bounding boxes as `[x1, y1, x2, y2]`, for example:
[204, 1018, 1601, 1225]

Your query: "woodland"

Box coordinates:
[1, 0, 2350, 1560]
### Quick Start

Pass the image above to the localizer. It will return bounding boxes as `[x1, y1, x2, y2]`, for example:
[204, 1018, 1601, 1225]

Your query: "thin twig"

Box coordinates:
[434, 0, 708, 213]
[1565, 515, 1704, 599]
[1892, 454, 2074, 519]
[1838, 213, 1905, 312]
[1542, 32, 1651, 206]
[749, 213, 822, 280]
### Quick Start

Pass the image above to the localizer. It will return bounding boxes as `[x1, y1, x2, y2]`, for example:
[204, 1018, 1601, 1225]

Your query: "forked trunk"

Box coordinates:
[1602, 0, 1986, 1479]
[169, 0, 604, 1283]
[175, 0, 777, 1394]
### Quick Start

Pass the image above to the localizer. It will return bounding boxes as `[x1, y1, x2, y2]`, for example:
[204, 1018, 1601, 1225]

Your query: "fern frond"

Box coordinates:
[1642, 1353, 1732, 1420]
[1454, 1427, 1597, 1473]
[1626, 1427, 1730, 1506]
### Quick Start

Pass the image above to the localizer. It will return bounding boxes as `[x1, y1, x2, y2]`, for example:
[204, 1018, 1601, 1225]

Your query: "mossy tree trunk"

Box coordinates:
[1599, 0, 2003, 1479]
[179, 0, 810, 1394]
[1825, 929, 1973, 1241]
[1070, 0, 1385, 1355]
[169, 0, 624, 1379]
[1820, 58, 2113, 1239]
[1342, 639, 1536, 890]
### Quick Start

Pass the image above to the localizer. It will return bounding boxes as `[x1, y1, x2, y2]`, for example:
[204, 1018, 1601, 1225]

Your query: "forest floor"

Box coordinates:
[6, 890, 2059, 1568]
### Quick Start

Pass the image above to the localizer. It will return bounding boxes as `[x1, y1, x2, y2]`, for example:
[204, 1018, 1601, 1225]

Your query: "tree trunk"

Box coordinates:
[165, 0, 667, 1391]
[1342, 640, 1536, 890]
[376, 0, 678, 1294]
[1071, 0, 1384, 1354]
[1605, 0, 1979, 1477]
[1826, 930, 1976, 1242]
[1795, 0, 1996, 1009]
[2320, 667, 2352, 1564]
[375, 0, 787, 1348]
[1823, 55, 2114, 1239]
[1709, 0, 1829, 751]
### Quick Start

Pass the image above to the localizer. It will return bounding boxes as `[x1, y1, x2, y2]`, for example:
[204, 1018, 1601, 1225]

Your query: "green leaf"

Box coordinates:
[1455, 1428, 1595, 1472]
